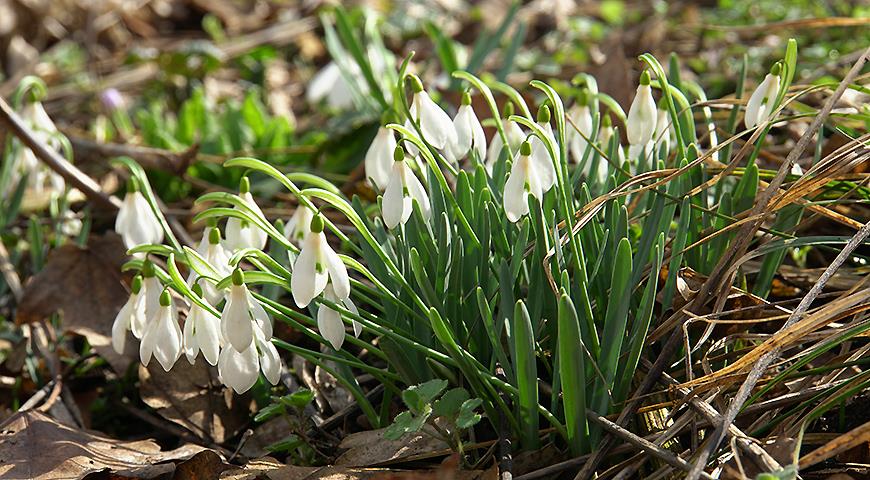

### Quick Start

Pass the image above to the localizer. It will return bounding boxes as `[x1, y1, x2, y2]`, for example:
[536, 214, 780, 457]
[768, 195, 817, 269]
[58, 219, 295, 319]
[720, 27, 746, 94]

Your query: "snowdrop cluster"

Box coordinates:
[5, 98, 67, 197]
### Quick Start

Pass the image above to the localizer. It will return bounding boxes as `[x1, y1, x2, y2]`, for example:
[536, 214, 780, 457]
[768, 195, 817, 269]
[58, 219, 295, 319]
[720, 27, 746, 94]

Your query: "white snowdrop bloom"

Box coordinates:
[183, 286, 223, 366]
[139, 289, 183, 372]
[21, 101, 57, 135]
[568, 95, 594, 166]
[449, 91, 487, 163]
[382, 146, 431, 230]
[254, 325, 281, 385]
[486, 103, 525, 171]
[188, 227, 232, 305]
[115, 179, 163, 251]
[791, 163, 804, 176]
[316, 284, 361, 350]
[138, 262, 164, 338]
[218, 339, 260, 394]
[745, 64, 782, 129]
[221, 269, 273, 352]
[626, 71, 657, 147]
[306, 61, 356, 110]
[284, 205, 314, 248]
[224, 177, 269, 252]
[111, 275, 146, 354]
[504, 141, 554, 222]
[291, 215, 350, 308]
[407, 75, 456, 150]
[365, 126, 397, 191]
[527, 105, 558, 190]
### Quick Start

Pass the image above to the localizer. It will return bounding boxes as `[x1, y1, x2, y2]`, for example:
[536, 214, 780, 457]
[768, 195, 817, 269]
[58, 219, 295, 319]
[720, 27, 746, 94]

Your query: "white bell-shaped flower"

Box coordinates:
[449, 91, 487, 162]
[527, 105, 558, 190]
[21, 101, 57, 135]
[255, 325, 281, 385]
[316, 284, 362, 350]
[139, 289, 183, 372]
[187, 227, 232, 305]
[382, 146, 431, 230]
[221, 269, 273, 352]
[111, 275, 146, 354]
[291, 215, 350, 307]
[653, 108, 672, 156]
[626, 71, 657, 147]
[364, 126, 397, 191]
[218, 339, 260, 394]
[745, 64, 782, 129]
[486, 103, 525, 171]
[504, 140, 554, 222]
[307, 61, 356, 110]
[115, 179, 164, 251]
[138, 261, 163, 338]
[407, 75, 456, 150]
[225, 177, 269, 252]
[568, 92, 594, 166]
[284, 205, 314, 247]
[183, 285, 223, 366]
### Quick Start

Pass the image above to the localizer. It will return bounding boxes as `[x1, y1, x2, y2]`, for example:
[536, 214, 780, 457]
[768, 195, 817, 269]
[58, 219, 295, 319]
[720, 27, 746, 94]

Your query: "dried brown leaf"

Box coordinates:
[139, 360, 252, 444]
[15, 233, 134, 373]
[0, 410, 205, 479]
[336, 429, 448, 467]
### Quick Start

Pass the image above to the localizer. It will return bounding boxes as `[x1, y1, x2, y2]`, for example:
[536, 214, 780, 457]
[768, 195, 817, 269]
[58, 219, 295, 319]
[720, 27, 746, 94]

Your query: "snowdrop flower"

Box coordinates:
[284, 206, 314, 247]
[382, 146, 431, 230]
[217, 323, 280, 394]
[406, 74, 456, 150]
[653, 107, 672, 156]
[111, 275, 146, 354]
[140, 289, 183, 372]
[21, 101, 58, 136]
[365, 126, 397, 191]
[745, 63, 782, 129]
[183, 285, 223, 366]
[115, 178, 164, 251]
[317, 284, 362, 350]
[188, 227, 232, 305]
[307, 61, 356, 110]
[791, 163, 804, 176]
[486, 103, 526, 171]
[221, 269, 273, 352]
[139, 260, 164, 338]
[291, 214, 350, 307]
[626, 71, 657, 147]
[504, 140, 555, 222]
[527, 105, 558, 189]
[224, 177, 269, 252]
[449, 91, 486, 163]
[568, 91, 594, 166]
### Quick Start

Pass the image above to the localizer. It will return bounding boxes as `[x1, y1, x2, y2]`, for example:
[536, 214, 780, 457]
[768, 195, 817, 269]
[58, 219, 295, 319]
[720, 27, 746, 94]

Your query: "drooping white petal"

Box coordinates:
[218, 342, 259, 394]
[224, 192, 268, 251]
[504, 155, 530, 223]
[321, 238, 350, 301]
[653, 109, 671, 155]
[626, 84, 657, 146]
[151, 305, 183, 372]
[344, 297, 362, 337]
[284, 206, 314, 247]
[184, 302, 222, 365]
[221, 284, 254, 352]
[529, 123, 557, 190]
[745, 73, 780, 129]
[411, 91, 456, 149]
[404, 166, 431, 221]
[111, 296, 135, 354]
[365, 127, 396, 191]
[568, 105, 593, 166]
[247, 291, 272, 341]
[382, 162, 408, 230]
[317, 300, 346, 350]
[255, 329, 281, 385]
[138, 277, 163, 337]
[291, 232, 329, 307]
[451, 105, 475, 160]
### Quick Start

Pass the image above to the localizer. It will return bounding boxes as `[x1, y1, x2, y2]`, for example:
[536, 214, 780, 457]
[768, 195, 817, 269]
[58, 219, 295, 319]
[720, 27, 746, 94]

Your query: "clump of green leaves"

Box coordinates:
[384, 379, 482, 455]
[254, 388, 321, 464]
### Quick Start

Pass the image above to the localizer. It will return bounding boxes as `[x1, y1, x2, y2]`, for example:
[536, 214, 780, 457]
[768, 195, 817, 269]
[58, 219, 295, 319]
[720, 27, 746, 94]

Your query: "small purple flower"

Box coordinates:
[100, 88, 124, 111]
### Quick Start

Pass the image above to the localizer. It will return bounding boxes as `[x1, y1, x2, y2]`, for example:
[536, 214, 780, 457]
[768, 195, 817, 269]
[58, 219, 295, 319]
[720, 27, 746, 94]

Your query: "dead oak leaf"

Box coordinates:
[0, 410, 205, 479]
[15, 233, 134, 373]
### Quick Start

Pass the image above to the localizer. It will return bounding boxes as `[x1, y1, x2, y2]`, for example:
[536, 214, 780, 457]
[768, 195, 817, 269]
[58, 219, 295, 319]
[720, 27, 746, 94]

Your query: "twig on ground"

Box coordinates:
[0, 95, 120, 210]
